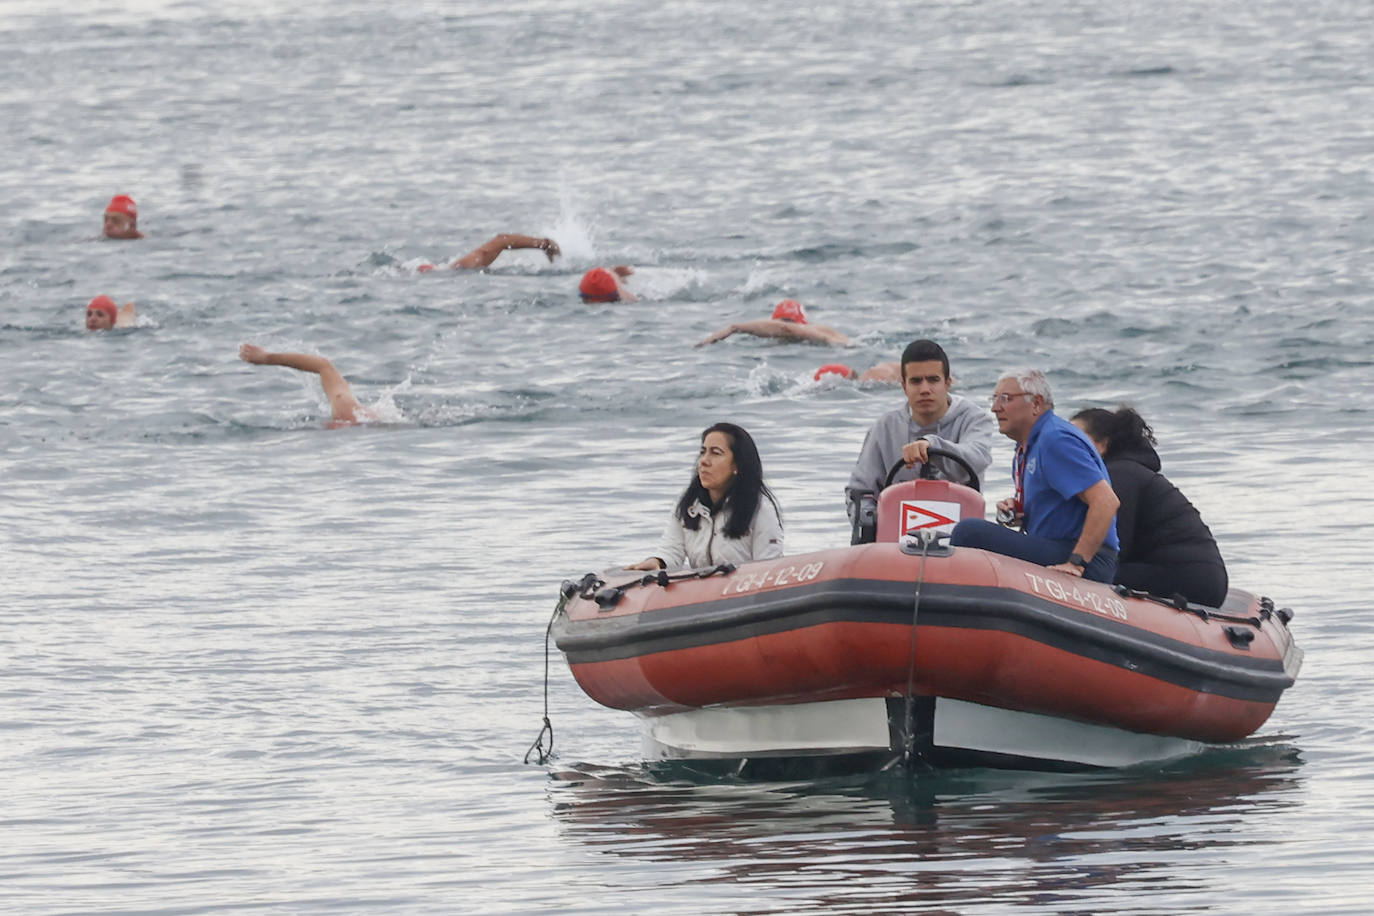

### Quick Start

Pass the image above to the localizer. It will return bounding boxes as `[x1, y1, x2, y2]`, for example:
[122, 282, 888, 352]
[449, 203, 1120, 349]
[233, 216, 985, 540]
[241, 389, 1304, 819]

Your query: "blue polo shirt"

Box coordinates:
[1022, 411, 1120, 550]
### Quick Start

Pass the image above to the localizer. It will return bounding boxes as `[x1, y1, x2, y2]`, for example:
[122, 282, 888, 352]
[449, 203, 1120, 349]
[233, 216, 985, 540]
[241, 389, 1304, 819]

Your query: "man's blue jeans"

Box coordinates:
[949, 518, 1118, 584]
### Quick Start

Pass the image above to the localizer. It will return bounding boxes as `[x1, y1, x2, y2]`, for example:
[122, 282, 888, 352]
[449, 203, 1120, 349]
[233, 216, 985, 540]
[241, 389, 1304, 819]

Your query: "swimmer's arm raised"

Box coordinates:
[240, 344, 335, 376]
[239, 344, 360, 422]
[451, 234, 560, 269]
[696, 320, 785, 346]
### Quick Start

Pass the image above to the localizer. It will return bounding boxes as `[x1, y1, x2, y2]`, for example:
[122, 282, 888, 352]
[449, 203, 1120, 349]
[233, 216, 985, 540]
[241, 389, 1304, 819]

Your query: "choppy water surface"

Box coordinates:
[3, 0, 1373, 912]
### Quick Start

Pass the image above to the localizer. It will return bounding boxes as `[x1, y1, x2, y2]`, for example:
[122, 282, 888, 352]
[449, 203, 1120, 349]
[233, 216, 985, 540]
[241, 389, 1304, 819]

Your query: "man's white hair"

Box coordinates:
[997, 368, 1054, 408]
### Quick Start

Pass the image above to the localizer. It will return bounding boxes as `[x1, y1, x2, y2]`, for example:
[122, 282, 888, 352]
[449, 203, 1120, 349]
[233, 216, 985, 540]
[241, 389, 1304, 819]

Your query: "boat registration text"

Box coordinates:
[1023, 572, 1129, 620]
[722, 562, 826, 595]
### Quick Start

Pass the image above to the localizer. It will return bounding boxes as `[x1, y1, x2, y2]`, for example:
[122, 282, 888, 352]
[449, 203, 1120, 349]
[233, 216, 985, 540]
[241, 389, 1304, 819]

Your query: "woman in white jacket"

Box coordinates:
[629, 423, 784, 571]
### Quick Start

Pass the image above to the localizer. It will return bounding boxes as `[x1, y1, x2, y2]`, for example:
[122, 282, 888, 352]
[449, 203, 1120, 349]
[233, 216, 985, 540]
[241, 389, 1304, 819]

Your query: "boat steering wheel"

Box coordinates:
[883, 447, 981, 492]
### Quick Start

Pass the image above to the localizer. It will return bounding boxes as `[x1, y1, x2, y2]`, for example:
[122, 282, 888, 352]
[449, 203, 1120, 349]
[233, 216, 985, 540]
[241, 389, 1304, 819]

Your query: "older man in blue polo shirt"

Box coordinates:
[950, 368, 1120, 583]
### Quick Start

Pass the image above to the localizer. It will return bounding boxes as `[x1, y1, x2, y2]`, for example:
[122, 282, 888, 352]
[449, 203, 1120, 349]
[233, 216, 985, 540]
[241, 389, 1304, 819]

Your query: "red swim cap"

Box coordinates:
[105, 195, 137, 219]
[417, 263, 436, 273]
[814, 363, 856, 381]
[579, 267, 620, 302]
[87, 295, 118, 323]
[772, 299, 807, 324]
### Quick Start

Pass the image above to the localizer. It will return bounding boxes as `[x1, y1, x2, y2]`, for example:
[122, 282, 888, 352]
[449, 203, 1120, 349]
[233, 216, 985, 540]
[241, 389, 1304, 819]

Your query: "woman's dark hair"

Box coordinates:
[1071, 406, 1155, 458]
[674, 422, 780, 539]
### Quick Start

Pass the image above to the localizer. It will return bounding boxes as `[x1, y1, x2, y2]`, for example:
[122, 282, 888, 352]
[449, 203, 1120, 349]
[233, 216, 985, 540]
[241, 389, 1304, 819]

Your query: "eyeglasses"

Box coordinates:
[989, 392, 1033, 407]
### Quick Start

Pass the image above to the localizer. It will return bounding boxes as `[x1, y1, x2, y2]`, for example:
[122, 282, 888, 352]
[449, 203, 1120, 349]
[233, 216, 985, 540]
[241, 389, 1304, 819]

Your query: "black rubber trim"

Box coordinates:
[553, 578, 1294, 703]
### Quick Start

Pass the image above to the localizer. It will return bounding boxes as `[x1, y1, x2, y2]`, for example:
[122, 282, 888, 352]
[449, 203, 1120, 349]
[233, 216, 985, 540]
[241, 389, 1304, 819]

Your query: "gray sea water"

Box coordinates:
[3, 0, 1373, 912]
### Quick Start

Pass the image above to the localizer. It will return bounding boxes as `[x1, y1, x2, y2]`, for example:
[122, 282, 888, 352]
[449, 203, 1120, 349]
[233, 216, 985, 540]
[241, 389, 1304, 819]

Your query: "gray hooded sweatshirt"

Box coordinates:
[844, 393, 996, 517]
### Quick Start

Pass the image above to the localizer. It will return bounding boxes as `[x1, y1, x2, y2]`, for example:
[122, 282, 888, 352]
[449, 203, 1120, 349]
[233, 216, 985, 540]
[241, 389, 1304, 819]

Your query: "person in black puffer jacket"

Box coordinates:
[1070, 407, 1229, 607]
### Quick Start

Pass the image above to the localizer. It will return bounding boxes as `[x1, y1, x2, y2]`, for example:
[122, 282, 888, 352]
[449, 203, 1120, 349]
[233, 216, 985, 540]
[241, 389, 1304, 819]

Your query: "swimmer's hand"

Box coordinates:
[695, 324, 737, 347]
[113, 302, 138, 328]
[612, 265, 633, 277]
[239, 343, 269, 364]
[540, 238, 561, 261]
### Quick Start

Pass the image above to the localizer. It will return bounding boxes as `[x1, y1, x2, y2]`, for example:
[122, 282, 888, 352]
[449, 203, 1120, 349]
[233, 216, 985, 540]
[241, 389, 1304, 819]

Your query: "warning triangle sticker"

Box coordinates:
[901, 501, 958, 533]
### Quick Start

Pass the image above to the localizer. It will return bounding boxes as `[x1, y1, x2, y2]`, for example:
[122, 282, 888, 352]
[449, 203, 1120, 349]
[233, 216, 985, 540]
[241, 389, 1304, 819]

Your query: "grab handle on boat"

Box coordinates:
[899, 528, 951, 557]
[900, 528, 941, 551]
[1113, 584, 1266, 628]
[593, 586, 625, 610]
[1224, 626, 1256, 649]
[588, 563, 738, 611]
[561, 572, 604, 601]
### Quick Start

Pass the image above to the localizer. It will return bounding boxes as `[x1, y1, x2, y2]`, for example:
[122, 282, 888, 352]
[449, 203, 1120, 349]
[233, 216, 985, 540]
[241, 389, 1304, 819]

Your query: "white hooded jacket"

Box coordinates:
[651, 497, 784, 570]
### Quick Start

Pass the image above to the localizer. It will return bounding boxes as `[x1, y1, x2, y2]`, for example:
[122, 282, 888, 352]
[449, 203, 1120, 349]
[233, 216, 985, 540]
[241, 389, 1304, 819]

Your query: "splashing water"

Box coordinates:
[365, 375, 411, 424]
[547, 187, 599, 263]
[622, 267, 707, 301]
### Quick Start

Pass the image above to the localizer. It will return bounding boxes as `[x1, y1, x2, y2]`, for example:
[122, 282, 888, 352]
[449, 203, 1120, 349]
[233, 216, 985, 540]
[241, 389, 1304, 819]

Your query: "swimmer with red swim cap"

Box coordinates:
[814, 363, 858, 381]
[416, 233, 561, 272]
[814, 362, 901, 384]
[102, 195, 143, 240]
[697, 299, 851, 347]
[84, 294, 137, 331]
[239, 343, 376, 426]
[578, 266, 637, 302]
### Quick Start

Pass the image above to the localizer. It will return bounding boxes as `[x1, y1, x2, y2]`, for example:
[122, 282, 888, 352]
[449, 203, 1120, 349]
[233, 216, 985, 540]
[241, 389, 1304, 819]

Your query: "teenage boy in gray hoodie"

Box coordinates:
[844, 339, 996, 519]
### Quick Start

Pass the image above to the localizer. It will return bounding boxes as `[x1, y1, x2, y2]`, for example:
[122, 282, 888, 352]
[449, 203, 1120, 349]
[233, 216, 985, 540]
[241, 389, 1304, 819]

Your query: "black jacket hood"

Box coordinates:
[1107, 442, 1162, 473]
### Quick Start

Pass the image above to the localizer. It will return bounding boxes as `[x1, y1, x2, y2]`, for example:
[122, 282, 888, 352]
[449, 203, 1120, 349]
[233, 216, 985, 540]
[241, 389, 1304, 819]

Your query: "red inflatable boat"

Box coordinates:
[552, 475, 1303, 771]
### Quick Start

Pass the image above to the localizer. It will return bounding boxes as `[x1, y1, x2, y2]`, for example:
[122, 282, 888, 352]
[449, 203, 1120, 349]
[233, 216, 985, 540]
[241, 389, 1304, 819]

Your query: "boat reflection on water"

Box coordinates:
[547, 740, 1303, 911]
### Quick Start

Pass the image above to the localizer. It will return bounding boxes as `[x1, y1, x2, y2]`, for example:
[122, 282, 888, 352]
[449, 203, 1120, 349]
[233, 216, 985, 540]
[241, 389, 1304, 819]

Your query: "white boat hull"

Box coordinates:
[640, 696, 1204, 771]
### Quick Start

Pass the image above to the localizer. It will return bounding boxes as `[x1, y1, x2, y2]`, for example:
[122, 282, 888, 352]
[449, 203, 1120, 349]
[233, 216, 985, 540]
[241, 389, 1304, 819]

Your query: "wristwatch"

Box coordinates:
[1067, 553, 1088, 569]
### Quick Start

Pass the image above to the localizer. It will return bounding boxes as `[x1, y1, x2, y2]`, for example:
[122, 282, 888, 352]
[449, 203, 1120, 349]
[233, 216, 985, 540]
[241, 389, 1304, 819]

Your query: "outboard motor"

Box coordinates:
[850, 492, 878, 545]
